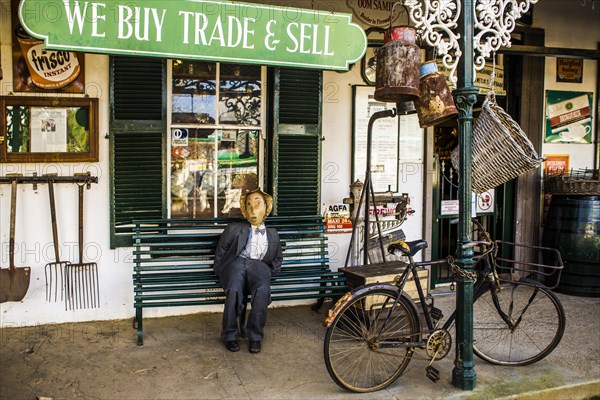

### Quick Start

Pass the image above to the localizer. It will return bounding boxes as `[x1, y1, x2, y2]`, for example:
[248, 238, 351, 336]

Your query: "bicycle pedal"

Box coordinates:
[430, 306, 443, 322]
[426, 366, 440, 383]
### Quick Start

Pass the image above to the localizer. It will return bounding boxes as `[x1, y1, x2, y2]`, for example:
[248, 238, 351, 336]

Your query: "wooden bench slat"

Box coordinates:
[136, 284, 345, 301]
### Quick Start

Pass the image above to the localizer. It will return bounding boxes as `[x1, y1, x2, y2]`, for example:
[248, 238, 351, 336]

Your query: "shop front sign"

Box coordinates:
[18, 0, 367, 70]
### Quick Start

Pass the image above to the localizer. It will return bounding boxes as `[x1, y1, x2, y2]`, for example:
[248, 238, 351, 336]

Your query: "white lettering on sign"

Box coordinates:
[208, 16, 225, 46]
[64, 1, 108, 38]
[117, 5, 166, 42]
[64, 1, 89, 35]
[286, 23, 334, 56]
[52, 1, 343, 59]
[90, 3, 106, 38]
[264, 20, 280, 51]
[179, 12, 255, 49]
[242, 17, 255, 49]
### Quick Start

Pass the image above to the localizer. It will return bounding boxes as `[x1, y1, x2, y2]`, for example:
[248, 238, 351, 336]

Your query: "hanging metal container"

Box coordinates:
[416, 61, 458, 127]
[374, 26, 421, 103]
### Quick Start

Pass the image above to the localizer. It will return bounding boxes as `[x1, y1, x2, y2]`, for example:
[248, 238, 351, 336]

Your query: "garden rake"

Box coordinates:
[65, 181, 99, 310]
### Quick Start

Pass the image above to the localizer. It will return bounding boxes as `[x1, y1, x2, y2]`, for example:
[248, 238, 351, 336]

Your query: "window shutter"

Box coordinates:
[278, 69, 320, 125]
[112, 57, 163, 120]
[110, 56, 165, 248]
[273, 68, 322, 216]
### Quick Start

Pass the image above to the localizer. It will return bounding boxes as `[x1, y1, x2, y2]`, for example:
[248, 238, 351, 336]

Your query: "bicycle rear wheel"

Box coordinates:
[324, 288, 420, 392]
[473, 281, 565, 366]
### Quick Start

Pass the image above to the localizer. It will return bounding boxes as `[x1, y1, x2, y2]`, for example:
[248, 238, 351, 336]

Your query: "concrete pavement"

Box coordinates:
[1, 291, 599, 400]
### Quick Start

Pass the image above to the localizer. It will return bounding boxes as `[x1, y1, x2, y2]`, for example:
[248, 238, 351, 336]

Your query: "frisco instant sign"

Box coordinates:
[18, 0, 367, 70]
[15, 24, 81, 89]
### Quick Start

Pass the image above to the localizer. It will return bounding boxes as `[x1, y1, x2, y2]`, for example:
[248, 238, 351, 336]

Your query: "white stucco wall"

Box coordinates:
[1, 0, 598, 327]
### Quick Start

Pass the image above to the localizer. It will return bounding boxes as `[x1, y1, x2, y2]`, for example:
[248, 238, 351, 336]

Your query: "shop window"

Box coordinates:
[170, 61, 263, 218]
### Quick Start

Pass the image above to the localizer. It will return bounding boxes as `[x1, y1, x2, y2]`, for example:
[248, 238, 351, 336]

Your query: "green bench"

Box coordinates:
[132, 215, 347, 346]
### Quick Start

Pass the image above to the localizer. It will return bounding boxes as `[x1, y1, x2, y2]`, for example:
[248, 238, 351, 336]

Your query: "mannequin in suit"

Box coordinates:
[214, 188, 282, 353]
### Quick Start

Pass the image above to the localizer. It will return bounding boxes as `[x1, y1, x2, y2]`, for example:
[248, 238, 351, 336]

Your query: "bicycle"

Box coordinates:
[323, 218, 566, 393]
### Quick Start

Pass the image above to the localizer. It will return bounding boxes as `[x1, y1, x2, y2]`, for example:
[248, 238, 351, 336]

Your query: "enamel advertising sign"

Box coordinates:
[18, 0, 368, 70]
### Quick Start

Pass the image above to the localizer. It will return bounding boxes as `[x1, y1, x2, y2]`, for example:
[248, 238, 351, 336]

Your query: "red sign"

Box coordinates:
[325, 217, 353, 231]
[544, 154, 570, 176]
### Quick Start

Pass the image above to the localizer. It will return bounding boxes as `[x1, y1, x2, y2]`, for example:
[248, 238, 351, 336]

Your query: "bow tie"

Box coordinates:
[254, 227, 266, 235]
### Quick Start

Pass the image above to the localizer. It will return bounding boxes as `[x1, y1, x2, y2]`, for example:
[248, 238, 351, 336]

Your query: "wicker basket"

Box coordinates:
[367, 226, 407, 264]
[544, 169, 600, 195]
[451, 93, 543, 193]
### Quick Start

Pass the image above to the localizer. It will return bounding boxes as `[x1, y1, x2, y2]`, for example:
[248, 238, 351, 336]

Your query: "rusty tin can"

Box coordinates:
[416, 61, 458, 127]
[374, 26, 421, 103]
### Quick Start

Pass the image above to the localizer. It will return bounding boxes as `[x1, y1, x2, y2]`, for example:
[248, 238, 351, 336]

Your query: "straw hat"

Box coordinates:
[240, 188, 273, 219]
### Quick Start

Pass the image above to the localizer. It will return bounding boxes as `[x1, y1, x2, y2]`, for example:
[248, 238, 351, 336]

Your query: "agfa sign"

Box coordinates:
[18, 0, 368, 70]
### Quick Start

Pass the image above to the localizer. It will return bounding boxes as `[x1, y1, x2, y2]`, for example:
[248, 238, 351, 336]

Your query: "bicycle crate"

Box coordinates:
[340, 261, 430, 308]
[494, 240, 564, 289]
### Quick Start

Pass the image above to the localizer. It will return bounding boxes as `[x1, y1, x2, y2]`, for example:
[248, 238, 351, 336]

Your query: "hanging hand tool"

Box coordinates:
[44, 178, 70, 303]
[1, 179, 31, 303]
[65, 180, 99, 309]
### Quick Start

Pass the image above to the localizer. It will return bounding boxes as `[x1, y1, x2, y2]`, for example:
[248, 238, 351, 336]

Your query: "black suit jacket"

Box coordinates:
[213, 221, 283, 279]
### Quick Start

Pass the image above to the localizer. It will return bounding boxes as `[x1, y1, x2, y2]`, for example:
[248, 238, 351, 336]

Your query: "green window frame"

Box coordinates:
[272, 67, 323, 216]
[109, 56, 166, 248]
[169, 61, 265, 219]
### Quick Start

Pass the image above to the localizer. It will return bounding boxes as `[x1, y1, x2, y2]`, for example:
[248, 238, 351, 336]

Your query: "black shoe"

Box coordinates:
[249, 341, 261, 353]
[225, 340, 240, 352]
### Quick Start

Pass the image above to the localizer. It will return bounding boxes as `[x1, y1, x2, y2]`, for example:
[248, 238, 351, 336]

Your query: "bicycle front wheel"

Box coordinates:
[473, 282, 565, 366]
[324, 288, 420, 392]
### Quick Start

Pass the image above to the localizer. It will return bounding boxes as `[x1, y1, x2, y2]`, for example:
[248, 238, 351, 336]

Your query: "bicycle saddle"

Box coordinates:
[388, 239, 428, 257]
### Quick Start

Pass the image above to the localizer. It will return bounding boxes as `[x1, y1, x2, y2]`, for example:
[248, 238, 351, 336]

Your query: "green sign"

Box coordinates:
[18, 0, 367, 70]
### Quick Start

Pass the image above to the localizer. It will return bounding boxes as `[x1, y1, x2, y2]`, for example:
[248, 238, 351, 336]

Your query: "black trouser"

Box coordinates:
[220, 257, 271, 342]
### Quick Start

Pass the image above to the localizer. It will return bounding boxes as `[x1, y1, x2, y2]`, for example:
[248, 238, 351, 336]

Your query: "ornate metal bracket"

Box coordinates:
[402, 0, 538, 85]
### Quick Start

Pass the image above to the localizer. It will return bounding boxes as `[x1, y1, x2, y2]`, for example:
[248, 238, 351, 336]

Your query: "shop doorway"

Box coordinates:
[428, 40, 540, 287]
[430, 124, 516, 288]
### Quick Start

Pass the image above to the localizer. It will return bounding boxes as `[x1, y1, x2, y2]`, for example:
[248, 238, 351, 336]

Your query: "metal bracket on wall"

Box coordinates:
[0, 173, 98, 191]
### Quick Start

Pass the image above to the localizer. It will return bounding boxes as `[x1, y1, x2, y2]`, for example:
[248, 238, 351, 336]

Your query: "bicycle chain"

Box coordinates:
[447, 256, 478, 281]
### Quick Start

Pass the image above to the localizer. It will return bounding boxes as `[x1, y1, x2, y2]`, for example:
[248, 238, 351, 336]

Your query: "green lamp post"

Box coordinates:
[402, 0, 539, 389]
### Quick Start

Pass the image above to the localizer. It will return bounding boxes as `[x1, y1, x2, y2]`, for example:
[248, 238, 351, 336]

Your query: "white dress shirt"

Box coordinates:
[240, 224, 268, 260]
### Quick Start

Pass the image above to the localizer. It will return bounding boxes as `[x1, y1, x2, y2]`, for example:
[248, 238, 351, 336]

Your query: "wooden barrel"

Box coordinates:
[542, 195, 600, 296]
